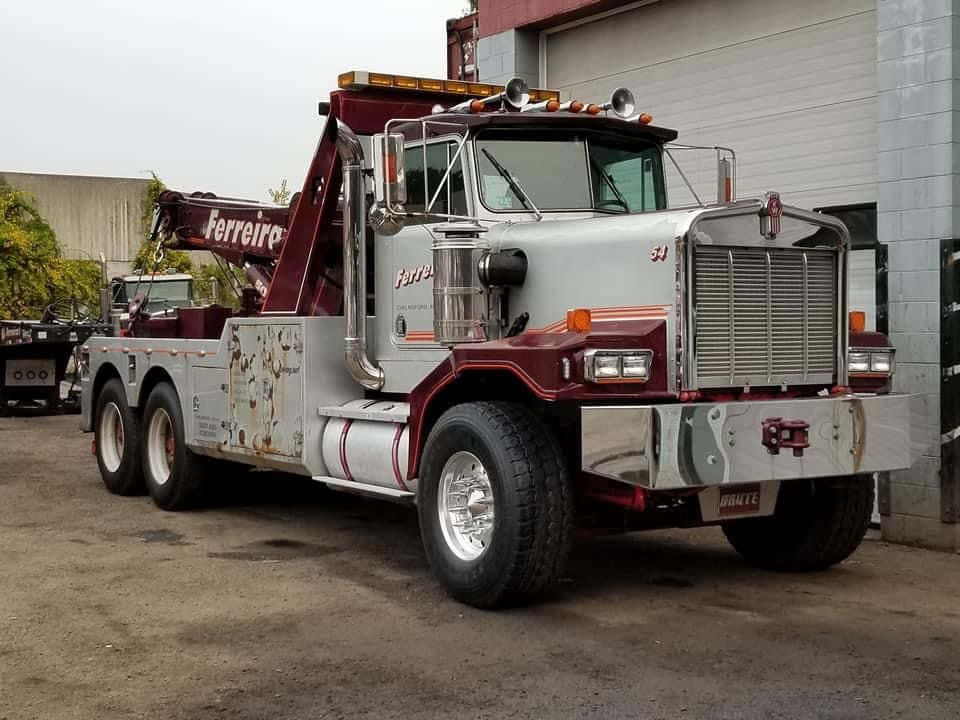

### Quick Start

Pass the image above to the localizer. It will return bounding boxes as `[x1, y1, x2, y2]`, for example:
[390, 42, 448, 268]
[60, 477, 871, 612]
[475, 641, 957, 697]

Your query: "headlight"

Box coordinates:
[584, 349, 652, 383]
[870, 351, 893, 373]
[847, 352, 870, 373]
[848, 348, 894, 376]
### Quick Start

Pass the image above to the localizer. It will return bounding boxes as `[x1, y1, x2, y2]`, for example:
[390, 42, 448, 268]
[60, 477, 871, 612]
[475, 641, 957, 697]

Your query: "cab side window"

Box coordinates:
[404, 142, 467, 222]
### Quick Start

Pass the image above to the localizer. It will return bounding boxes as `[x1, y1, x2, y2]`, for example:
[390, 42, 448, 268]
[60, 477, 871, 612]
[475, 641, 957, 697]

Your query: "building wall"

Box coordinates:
[539, 0, 877, 210]
[0, 171, 149, 279]
[477, 0, 625, 38]
[876, 0, 960, 550]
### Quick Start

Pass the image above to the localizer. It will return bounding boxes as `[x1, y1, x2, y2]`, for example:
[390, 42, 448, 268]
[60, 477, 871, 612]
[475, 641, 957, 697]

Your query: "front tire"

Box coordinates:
[722, 475, 874, 571]
[141, 382, 206, 510]
[418, 402, 573, 608]
[94, 378, 144, 495]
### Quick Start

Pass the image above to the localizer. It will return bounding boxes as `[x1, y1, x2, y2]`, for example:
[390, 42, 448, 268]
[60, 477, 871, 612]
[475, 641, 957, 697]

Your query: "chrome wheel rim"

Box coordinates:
[99, 402, 124, 473]
[438, 451, 495, 561]
[146, 408, 174, 486]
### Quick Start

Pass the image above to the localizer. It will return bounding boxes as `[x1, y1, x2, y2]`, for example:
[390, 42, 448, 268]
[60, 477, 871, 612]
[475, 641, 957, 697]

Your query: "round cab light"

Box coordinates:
[585, 104, 601, 115]
[569, 100, 584, 113]
[637, 113, 653, 124]
[469, 99, 486, 113]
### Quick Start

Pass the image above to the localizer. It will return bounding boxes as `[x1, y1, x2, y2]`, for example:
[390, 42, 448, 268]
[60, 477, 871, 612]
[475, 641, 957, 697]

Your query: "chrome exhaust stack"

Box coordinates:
[336, 120, 385, 391]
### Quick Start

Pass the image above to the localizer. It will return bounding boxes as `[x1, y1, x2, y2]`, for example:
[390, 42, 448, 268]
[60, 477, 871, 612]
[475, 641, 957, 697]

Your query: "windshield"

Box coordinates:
[124, 280, 192, 311]
[475, 131, 665, 213]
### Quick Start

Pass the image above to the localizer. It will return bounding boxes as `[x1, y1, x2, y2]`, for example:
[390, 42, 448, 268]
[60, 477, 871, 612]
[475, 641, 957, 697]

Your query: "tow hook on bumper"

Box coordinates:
[761, 417, 810, 457]
[581, 394, 923, 490]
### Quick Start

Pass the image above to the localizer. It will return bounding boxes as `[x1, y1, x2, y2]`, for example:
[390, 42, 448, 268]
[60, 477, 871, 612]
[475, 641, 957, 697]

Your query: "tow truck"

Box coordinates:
[81, 71, 921, 607]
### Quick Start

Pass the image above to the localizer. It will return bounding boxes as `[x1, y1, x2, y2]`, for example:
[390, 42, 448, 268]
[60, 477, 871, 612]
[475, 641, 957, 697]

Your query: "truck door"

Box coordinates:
[390, 139, 470, 346]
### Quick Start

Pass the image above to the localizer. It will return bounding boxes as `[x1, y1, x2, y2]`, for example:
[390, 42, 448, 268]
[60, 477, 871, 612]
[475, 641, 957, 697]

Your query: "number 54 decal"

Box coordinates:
[650, 244, 669, 262]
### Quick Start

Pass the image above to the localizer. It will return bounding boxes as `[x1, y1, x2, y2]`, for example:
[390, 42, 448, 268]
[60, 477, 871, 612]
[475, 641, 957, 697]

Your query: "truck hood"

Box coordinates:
[485, 207, 700, 333]
[484, 199, 848, 336]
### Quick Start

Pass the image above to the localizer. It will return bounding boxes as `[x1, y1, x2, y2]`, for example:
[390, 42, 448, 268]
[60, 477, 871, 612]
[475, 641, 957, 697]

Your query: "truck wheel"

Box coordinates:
[722, 475, 874, 571]
[141, 382, 205, 510]
[418, 401, 573, 608]
[94, 378, 144, 495]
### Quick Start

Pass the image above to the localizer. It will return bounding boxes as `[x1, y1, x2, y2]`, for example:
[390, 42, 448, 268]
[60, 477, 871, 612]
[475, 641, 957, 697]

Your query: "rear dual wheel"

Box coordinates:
[141, 382, 206, 510]
[94, 379, 144, 495]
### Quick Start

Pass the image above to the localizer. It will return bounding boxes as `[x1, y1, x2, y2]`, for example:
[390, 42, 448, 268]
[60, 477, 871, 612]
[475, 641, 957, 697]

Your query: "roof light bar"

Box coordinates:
[337, 70, 559, 102]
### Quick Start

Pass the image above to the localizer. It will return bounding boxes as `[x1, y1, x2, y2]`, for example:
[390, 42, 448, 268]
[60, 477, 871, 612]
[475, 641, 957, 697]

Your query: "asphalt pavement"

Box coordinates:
[1, 413, 959, 719]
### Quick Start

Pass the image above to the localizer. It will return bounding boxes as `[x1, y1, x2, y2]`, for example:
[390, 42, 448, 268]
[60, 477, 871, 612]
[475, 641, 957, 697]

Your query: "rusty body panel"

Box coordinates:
[228, 323, 304, 458]
[82, 317, 358, 476]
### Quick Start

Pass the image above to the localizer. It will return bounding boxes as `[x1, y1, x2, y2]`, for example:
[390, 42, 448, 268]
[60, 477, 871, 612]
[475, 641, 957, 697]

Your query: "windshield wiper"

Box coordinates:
[481, 148, 543, 221]
[589, 157, 629, 212]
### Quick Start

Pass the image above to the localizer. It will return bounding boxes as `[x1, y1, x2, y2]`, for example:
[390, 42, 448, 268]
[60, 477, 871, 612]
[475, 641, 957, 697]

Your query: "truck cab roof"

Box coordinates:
[402, 111, 678, 144]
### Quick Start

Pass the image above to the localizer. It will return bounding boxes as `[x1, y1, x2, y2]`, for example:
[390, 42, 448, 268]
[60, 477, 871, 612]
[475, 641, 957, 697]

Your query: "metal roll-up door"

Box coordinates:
[542, 0, 876, 210]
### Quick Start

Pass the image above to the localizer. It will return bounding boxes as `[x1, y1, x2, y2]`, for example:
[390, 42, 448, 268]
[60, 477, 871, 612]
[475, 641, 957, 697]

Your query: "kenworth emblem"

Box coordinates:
[760, 192, 783, 239]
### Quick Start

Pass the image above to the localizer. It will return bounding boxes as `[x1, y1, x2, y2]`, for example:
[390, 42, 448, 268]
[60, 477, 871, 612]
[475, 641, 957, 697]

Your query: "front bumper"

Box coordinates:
[581, 394, 923, 489]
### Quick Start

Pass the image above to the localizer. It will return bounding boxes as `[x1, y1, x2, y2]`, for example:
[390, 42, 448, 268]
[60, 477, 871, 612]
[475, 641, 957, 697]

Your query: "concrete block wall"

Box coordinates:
[877, 0, 960, 549]
[477, 28, 540, 88]
[0, 171, 149, 279]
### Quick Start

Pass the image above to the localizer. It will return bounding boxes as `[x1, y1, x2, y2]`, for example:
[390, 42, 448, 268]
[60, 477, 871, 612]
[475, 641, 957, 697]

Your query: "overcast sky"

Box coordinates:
[0, 0, 467, 199]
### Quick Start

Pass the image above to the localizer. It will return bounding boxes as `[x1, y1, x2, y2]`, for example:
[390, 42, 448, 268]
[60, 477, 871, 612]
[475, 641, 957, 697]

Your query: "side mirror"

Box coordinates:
[370, 133, 407, 235]
[717, 154, 735, 204]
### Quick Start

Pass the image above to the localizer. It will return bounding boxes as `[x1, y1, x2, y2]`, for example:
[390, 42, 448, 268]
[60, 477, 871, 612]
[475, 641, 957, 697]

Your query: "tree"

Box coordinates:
[268, 179, 291, 205]
[0, 181, 101, 319]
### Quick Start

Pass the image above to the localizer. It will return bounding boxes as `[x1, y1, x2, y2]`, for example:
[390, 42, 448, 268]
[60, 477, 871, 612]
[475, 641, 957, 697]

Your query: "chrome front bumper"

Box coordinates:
[581, 394, 923, 489]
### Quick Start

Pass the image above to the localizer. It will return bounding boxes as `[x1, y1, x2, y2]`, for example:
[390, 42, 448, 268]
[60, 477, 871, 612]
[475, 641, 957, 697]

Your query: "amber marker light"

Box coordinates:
[546, 99, 560, 111]
[566, 308, 592, 333]
[569, 100, 584, 113]
[470, 99, 486, 113]
[585, 104, 602, 115]
[849, 310, 866, 333]
[637, 113, 654, 124]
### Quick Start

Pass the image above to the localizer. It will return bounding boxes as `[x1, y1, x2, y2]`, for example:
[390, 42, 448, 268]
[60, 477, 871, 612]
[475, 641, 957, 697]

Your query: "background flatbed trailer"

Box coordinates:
[1, 319, 109, 413]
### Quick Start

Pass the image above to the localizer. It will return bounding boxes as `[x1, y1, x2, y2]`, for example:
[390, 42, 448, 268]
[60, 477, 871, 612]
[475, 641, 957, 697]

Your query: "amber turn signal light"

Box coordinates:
[566, 308, 592, 333]
[849, 310, 866, 333]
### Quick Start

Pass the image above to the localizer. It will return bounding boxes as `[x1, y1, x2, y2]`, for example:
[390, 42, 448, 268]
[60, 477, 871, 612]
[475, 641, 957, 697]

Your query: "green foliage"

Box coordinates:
[192, 263, 245, 309]
[0, 181, 101, 319]
[268, 179, 291, 205]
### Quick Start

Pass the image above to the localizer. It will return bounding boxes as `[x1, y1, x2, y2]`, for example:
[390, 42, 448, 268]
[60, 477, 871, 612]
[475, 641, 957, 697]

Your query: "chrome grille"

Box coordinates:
[693, 246, 837, 388]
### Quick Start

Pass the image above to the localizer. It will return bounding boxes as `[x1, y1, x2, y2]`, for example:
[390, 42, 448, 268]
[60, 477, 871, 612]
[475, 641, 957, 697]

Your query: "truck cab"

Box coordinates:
[110, 272, 194, 319]
[374, 113, 675, 393]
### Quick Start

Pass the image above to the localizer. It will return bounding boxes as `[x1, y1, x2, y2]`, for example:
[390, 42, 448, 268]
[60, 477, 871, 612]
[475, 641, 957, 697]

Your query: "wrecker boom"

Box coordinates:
[155, 87, 457, 314]
[156, 190, 292, 298]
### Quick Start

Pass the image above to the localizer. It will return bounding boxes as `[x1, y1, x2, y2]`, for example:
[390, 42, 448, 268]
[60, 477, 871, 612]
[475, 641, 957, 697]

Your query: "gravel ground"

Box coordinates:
[1, 412, 959, 719]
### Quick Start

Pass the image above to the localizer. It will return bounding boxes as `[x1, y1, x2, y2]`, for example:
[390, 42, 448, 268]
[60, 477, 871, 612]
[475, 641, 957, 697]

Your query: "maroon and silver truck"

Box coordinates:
[81, 71, 920, 607]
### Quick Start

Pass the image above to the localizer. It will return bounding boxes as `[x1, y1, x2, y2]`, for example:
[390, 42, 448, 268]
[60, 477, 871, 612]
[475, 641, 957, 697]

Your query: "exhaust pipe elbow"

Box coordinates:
[336, 120, 385, 391]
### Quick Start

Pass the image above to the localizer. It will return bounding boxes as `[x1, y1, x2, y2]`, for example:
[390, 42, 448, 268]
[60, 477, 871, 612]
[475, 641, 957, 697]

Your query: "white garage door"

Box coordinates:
[543, 0, 876, 210]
